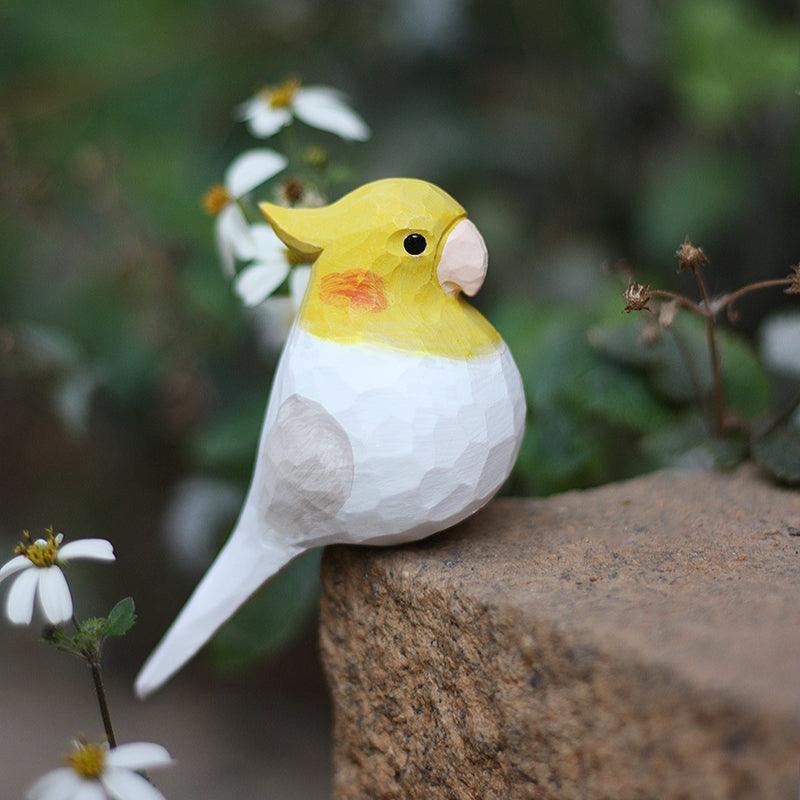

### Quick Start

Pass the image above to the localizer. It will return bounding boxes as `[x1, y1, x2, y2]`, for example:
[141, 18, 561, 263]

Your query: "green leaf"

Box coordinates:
[595, 314, 771, 417]
[495, 304, 602, 409]
[569, 363, 673, 433]
[587, 318, 665, 369]
[191, 393, 265, 475]
[587, 316, 712, 405]
[42, 625, 83, 658]
[718, 328, 771, 418]
[511, 407, 606, 496]
[640, 412, 747, 470]
[753, 427, 800, 485]
[209, 550, 322, 669]
[105, 597, 137, 637]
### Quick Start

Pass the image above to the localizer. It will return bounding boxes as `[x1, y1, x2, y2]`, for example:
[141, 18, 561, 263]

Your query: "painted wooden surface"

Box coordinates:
[136, 179, 526, 698]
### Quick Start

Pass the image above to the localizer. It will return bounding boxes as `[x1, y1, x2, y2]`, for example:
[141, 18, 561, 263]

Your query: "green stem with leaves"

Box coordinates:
[690, 266, 725, 437]
[47, 599, 136, 748]
[69, 614, 117, 747]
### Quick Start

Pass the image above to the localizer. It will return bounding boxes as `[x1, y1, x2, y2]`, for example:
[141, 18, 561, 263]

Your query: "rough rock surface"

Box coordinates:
[319, 467, 800, 800]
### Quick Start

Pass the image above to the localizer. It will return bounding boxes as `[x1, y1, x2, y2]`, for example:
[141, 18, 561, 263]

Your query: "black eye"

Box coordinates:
[403, 233, 427, 255]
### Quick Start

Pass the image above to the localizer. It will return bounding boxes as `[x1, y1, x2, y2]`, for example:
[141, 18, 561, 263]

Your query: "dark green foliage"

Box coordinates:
[3, 0, 798, 671]
[753, 427, 800, 485]
[498, 285, 776, 495]
[210, 550, 323, 669]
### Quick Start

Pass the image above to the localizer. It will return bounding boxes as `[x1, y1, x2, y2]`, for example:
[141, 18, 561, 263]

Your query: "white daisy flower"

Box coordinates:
[234, 225, 313, 309]
[203, 149, 287, 276]
[0, 529, 114, 626]
[237, 79, 370, 142]
[27, 740, 172, 800]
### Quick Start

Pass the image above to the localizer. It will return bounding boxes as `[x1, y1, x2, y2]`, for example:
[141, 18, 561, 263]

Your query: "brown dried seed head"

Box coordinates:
[624, 281, 651, 312]
[280, 177, 304, 205]
[785, 264, 800, 295]
[676, 238, 708, 272]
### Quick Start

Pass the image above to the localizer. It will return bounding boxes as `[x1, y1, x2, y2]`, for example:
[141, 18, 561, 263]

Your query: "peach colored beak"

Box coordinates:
[437, 218, 488, 297]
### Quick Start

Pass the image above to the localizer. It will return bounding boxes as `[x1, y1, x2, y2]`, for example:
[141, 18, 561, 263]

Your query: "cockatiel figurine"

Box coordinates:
[136, 178, 526, 697]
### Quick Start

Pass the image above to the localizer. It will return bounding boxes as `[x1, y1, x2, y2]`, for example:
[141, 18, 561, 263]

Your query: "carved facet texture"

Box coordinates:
[264, 326, 526, 547]
[136, 179, 527, 696]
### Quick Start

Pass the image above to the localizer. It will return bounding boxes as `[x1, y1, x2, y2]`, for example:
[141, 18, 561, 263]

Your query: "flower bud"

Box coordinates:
[624, 281, 651, 312]
[675, 238, 708, 272]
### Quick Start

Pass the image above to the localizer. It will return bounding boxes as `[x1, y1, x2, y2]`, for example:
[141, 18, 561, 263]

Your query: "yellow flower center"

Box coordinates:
[304, 146, 328, 168]
[68, 743, 106, 779]
[263, 78, 300, 109]
[14, 527, 60, 568]
[203, 184, 232, 216]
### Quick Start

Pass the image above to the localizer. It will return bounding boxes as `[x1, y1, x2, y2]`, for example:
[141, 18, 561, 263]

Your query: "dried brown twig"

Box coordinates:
[624, 239, 799, 438]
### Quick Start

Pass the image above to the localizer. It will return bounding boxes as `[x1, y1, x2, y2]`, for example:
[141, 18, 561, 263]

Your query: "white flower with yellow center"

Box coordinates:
[0, 529, 114, 626]
[203, 149, 287, 276]
[237, 79, 370, 141]
[233, 224, 312, 308]
[27, 740, 172, 800]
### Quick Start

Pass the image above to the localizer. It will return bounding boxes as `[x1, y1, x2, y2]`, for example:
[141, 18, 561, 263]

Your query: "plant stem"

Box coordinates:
[89, 659, 117, 748]
[690, 267, 725, 437]
[712, 278, 793, 315]
[71, 615, 117, 748]
[649, 289, 704, 315]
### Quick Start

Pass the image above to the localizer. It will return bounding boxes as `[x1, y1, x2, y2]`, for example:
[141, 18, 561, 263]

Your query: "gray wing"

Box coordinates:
[258, 394, 354, 537]
[135, 393, 353, 697]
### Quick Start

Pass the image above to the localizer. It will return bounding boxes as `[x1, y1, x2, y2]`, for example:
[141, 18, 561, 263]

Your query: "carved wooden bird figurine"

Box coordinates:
[136, 178, 526, 697]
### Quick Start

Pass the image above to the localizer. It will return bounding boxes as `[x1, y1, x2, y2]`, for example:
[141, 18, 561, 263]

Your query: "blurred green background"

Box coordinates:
[1, 1, 799, 797]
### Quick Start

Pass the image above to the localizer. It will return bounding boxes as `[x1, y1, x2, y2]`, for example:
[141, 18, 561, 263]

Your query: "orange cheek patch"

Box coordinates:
[319, 270, 389, 312]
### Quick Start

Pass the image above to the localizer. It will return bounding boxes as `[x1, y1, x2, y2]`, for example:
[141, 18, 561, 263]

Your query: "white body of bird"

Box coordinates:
[135, 179, 527, 698]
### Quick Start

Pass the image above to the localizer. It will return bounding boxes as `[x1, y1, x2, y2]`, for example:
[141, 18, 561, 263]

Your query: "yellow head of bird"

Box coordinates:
[260, 178, 499, 359]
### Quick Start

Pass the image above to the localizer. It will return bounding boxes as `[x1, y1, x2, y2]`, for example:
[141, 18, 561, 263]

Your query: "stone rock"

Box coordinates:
[320, 467, 800, 799]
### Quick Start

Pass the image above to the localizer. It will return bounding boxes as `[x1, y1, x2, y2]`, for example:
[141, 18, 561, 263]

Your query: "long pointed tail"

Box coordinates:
[135, 527, 298, 698]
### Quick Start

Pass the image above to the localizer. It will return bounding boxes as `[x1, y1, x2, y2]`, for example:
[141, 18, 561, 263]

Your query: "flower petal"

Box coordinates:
[294, 85, 347, 103]
[293, 87, 370, 141]
[216, 204, 256, 274]
[290, 265, 312, 312]
[26, 767, 81, 800]
[246, 103, 292, 138]
[59, 539, 115, 563]
[6, 567, 39, 625]
[234, 96, 261, 121]
[71, 780, 106, 800]
[106, 743, 172, 771]
[37, 566, 73, 625]
[225, 149, 287, 198]
[102, 768, 166, 800]
[234, 262, 290, 307]
[0, 555, 31, 584]
[249, 224, 287, 259]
